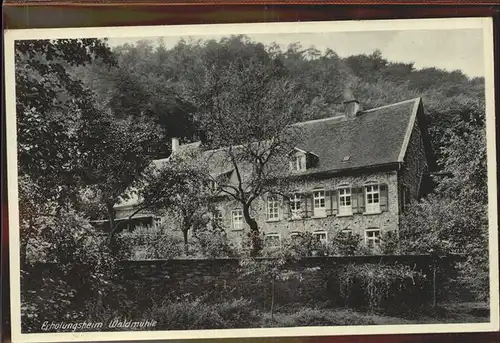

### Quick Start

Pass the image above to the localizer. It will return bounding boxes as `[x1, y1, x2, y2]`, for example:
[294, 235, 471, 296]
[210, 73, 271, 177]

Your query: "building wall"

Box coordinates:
[218, 170, 400, 246]
[398, 111, 429, 211]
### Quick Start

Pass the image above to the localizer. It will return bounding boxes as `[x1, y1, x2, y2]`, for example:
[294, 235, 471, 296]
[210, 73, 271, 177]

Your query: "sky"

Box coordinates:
[107, 29, 484, 78]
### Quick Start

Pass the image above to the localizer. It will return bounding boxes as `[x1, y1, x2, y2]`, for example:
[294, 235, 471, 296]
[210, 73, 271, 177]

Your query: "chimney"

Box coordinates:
[344, 100, 361, 118]
[343, 87, 362, 118]
[171, 137, 180, 152]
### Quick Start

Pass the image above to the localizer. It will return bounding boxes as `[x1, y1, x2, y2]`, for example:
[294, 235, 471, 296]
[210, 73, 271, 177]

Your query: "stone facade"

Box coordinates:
[220, 170, 399, 248]
[398, 105, 430, 213]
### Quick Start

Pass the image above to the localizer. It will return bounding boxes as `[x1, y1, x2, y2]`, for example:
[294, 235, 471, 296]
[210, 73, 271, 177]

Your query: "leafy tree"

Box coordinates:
[75, 104, 163, 243]
[398, 99, 488, 299]
[186, 37, 307, 256]
[135, 153, 214, 252]
[15, 38, 115, 205]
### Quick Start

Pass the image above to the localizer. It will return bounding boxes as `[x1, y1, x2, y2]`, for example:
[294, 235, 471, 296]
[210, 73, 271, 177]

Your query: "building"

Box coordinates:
[114, 97, 434, 253]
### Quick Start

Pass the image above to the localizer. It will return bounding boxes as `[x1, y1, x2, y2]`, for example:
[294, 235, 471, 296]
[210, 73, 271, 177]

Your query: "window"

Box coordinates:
[338, 186, 352, 215]
[313, 189, 326, 217]
[152, 217, 163, 228]
[267, 196, 280, 221]
[291, 154, 307, 171]
[265, 233, 281, 248]
[290, 232, 301, 240]
[289, 194, 303, 219]
[365, 183, 380, 213]
[231, 209, 243, 231]
[212, 210, 223, 227]
[365, 229, 381, 252]
[313, 231, 328, 244]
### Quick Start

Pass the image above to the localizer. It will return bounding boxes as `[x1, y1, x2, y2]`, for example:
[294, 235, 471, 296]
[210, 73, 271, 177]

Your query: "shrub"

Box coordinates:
[143, 299, 257, 330]
[21, 208, 118, 333]
[282, 232, 332, 257]
[212, 298, 257, 328]
[260, 308, 375, 327]
[331, 232, 363, 256]
[117, 224, 184, 260]
[338, 263, 429, 313]
[191, 230, 238, 258]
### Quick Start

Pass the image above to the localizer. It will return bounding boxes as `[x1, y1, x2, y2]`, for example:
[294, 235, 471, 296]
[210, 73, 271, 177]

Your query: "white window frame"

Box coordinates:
[313, 189, 326, 217]
[365, 183, 381, 214]
[231, 209, 243, 231]
[337, 185, 353, 216]
[365, 228, 381, 252]
[313, 230, 328, 244]
[290, 232, 301, 240]
[289, 194, 303, 220]
[290, 153, 307, 172]
[267, 196, 280, 221]
[265, 233, 281, 248]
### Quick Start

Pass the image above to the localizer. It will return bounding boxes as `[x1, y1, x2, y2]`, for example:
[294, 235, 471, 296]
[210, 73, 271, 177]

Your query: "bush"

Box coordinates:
[143, 299, 257, 330]
[282, 232, 332, 257]
[331, 233, 363, 256]
[338, 263, 429, 313]
[21, 208, 118, 333]
[117, 224, 184, 260]
[191, 230, 238, 258]
[260, 308, 375, 327]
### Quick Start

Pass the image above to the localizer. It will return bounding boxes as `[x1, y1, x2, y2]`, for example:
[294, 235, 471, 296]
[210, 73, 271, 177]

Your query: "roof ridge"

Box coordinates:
[362, 97, 421, 113]
[293, 97, 420, 127]
[294, 115, 346, 126]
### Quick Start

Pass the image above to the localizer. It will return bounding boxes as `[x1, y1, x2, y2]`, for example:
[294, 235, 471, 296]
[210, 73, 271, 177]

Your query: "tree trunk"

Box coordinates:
[106, 202, 119, 255]
[182, 228, 189, 256]
[271, 277, 276, 323]
[243, 204, 261, 256]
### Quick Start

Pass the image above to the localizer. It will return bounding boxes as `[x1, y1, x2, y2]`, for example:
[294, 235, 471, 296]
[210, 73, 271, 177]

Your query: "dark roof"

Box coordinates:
[292, 97, 421, 175]
[117, 98, 424, 209]
[156, 97, 423, 178]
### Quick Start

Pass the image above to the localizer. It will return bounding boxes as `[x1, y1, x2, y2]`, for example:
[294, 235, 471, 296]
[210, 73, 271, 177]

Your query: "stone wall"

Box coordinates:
[114, 255, 451, 306]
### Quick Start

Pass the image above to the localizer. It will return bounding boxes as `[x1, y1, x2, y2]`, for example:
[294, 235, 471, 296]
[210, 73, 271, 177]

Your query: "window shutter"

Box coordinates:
[304, 193, 312, 218]
[358, 187, 366, 213]
[331, 189, 338, 215]
[351, 187, 359, 213]
[283, 197, 290, 220]
[380, 184, 388, 212]
[325, 190, 332, 215]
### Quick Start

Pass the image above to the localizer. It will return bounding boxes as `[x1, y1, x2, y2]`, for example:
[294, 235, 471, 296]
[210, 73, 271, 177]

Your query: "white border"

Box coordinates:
[5, 17, 499, 343]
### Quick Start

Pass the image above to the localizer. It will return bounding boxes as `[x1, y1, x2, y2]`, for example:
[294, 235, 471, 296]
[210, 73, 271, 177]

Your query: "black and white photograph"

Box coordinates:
[4, 18, 499, 342]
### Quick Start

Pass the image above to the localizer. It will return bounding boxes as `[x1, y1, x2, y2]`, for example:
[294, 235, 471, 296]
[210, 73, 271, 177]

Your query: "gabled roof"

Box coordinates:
[290, 97, 423, 175]
[115, 97, 427, 210]
[160, 97, 426, 178]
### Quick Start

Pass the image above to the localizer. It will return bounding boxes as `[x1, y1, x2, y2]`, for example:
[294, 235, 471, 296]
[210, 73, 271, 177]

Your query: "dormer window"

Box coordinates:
[289, 148, 318, 172]
[291, 154, 307, 171]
